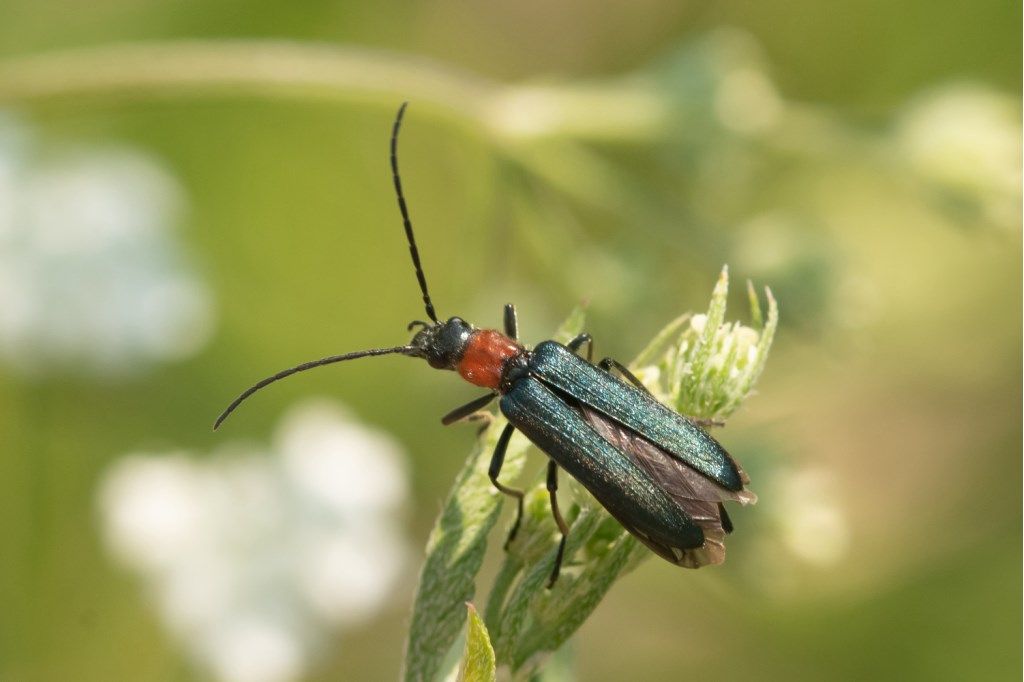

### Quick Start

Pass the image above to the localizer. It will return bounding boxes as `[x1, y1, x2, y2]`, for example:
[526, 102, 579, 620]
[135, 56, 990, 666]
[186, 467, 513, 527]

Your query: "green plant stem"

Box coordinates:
[493, 508, 603, 668]
[482, 555, 523, 633]
[402, 418, 531, 682]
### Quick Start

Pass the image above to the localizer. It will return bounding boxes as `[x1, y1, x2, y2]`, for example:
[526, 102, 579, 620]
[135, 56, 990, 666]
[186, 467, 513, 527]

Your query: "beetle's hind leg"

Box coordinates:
[597, 357, 647, 392]
[546, 459, 570, 588]
[598, 357, 725, 427]
[566, 333, 594, 362]
[719, 503, 734, 534]
[490, 423, 526, 550]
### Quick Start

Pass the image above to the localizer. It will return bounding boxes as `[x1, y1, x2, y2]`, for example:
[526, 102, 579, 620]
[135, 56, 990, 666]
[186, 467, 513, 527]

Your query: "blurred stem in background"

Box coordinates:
[0, 35, 859, 149]
[0, 36, 866, 172]
[0, 34, 1011, 333]
[0, 41, 495, 130]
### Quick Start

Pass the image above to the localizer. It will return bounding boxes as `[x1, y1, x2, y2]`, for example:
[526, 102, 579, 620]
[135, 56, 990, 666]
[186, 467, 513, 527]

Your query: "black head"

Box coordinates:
[408, 317, 474, 370]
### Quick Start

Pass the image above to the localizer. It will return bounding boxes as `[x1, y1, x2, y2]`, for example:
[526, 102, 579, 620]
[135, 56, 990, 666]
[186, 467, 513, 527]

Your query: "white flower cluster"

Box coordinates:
[99, 399, 411, 682]
[0, 114, 212, 376]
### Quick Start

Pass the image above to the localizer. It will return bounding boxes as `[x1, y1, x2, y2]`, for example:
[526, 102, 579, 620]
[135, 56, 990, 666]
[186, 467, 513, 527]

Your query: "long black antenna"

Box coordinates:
[391, 102, 439, 323]
[213, 345, 415, 430]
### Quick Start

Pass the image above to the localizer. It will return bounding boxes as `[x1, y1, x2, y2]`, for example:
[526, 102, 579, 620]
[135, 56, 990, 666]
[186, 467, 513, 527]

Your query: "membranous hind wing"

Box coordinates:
[578, 402, 753, 567]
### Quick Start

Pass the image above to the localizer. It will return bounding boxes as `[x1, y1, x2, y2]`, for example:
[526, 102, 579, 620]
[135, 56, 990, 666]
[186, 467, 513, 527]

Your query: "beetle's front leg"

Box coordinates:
[489, 423, 526, 549]
[440, 393, 497, 426]
[503, 303, 519, 341]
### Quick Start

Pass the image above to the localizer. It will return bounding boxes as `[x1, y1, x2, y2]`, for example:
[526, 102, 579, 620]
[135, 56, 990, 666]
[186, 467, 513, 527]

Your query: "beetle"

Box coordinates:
[215, 103, 755, 586]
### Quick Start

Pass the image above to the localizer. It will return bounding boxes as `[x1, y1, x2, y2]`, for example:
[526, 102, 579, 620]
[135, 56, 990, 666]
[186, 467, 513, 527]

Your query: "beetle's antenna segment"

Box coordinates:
[391, 102, 439, 323]
[214, 345, 416, 430]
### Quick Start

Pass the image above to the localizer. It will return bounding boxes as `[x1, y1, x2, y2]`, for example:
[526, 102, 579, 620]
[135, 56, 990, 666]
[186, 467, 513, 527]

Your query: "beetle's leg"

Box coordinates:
[546, 459, 570, 588]
[719, 503, 734, 534]
[566, 333, 594, 362]
[503, 303, 519, 341]
[597, 357, 648, 393]
[441, 393, 497, 426]
[490, 423, 526, 549]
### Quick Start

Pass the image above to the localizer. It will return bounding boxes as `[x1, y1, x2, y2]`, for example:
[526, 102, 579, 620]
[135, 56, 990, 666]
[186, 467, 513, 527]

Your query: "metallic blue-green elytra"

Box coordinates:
[501, 341, 754, 568]
[528, 342, 744, 490]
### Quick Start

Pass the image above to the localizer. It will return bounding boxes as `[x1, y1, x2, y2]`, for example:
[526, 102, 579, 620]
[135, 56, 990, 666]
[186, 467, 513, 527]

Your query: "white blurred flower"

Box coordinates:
[744, 466, 851, 599]
[98, 399, 411, 682]
[203, 617, 305, 682]
[100, 454, 213, 571]
[277, 402, 408, 516]
[0, 113, 213, 376]
[771, 467, 849, 566]
[897, 86, 1022, 227]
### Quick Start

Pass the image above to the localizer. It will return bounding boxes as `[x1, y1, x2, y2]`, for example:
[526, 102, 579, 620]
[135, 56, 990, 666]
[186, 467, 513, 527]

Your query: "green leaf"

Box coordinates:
[494, 508, 603, 668]
[736, 286, 778, 400]
[457, 604, 496, 682]
[688, 265, 729, 411]
[673, 265, 729, 411]
[746, 278, 763, 329]
[511, 530, 638, 672]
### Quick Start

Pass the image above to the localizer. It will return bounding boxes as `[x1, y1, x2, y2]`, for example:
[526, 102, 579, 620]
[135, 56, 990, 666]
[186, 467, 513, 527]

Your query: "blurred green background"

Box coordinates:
[0, 1, 1019, 680]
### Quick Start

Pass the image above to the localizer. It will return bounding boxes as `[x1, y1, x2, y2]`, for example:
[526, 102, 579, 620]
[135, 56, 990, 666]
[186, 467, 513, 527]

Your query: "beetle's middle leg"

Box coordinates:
[489, 423, 526, 549]
[546, 458, 570, 588]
